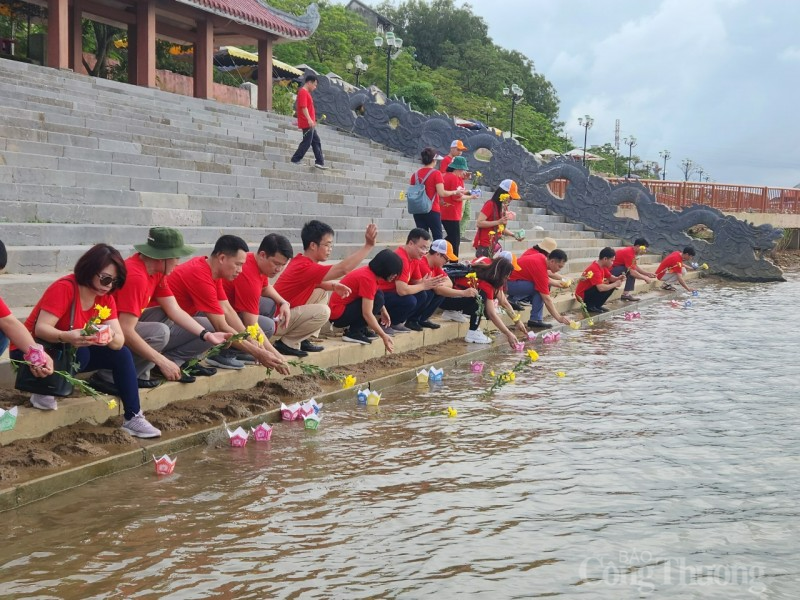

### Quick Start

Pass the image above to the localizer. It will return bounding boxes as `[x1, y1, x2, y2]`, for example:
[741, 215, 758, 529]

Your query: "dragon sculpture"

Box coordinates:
[312, 75, 784, 282]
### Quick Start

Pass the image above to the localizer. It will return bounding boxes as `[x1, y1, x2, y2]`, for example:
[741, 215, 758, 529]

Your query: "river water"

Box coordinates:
[2, 276, 799, 599]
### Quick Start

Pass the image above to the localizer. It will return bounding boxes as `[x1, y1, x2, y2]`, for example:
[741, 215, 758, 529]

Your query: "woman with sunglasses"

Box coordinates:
[10, 244, 161, 438]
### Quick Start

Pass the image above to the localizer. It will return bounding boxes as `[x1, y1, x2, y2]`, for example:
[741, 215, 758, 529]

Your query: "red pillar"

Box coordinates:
[136, 0, 156, 88]
[257, 37, 273, 112]
[194, 19, 213, 99]
[47, 0, 69, 69]
[69, 0, 85, 74]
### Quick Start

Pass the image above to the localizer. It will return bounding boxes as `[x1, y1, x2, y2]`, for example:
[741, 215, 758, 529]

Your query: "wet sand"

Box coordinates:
[0, 340, 465, 487]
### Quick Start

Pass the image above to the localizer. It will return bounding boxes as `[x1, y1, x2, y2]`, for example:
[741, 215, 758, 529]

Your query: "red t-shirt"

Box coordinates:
[222, 252, 269, 315]
[417, 257, 446, 279]
[575, 261, 611, 299]
[328, 265, 378, 321]
[453, 276, 496, 300]
[166, 256, 228, 316]
[410, 167, 443, 213]
[273, 254, 332, 307]
[0, 297, 10, 319]
[113, 253, 173, 318]
[613, 246, 637, 270]
[474, 200, 501, 248]
[441, 171, 465, 221]
[296, 86, 315, 129]
[439, 155, 454, 173]
[509, 252, 550, 295]
[23, 274, 118, 334]
[377, 246, 422, 292]
[657, 251, 683, 280]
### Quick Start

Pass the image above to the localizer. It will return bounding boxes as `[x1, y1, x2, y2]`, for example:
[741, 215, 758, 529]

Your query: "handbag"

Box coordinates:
[15, 280, 79, 397]
[406, 168, 436, 214]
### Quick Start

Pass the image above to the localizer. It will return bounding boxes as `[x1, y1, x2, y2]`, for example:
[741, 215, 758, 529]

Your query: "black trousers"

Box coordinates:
[331, 291, 385, 332]
[291, 127, 324, 165]
[442, 219, 461, 259]
[413, 211, 443, 241]
[583, 286, 614, 309]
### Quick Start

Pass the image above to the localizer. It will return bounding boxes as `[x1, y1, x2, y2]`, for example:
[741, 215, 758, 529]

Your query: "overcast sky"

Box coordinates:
[355, 0, 800, 187]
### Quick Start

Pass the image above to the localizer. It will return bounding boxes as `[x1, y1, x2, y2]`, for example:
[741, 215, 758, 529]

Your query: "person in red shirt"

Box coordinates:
[405, 238, 459, 329]
[290, 74, 326, 170]
[273, 220, 378, 352]
[439, 139, 467, 173]
[409, 147, 462, 242]
[507, 248, 572, 329]
[329, 249, 402, 350]
[611, 238, 657, 301]
[0, 239, 54, 376]
[441, 155, 476, 259]
[575, 247, 626, 313]
[93, 228, 230, 390]
[9, 244, 161, 437]
[378, 228, 448, 334]
[473, 179, 524, 257]
[656, 246, 697, 292]
[167, 235, 289, 374]
[445, 256, 527, 348]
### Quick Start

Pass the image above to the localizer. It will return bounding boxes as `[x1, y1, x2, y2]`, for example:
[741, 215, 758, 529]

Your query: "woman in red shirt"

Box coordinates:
[10, 244, 160, 438]
[441, 155, 476, 260]
[409, 147, 461, 243]
[444, 256, 527, 348]
[473, 179, 524, 257]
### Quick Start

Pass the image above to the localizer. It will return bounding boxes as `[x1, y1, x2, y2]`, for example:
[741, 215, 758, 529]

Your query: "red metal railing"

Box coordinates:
[546, 179, 800, 214]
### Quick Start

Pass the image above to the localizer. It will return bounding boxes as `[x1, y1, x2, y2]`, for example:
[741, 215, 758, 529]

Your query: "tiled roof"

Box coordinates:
[176, 0, 320, 40]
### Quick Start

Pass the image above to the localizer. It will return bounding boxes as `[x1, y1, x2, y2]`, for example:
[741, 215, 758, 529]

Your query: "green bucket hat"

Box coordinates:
[449, 156, 469, 171]
[134, 227, 195, 259]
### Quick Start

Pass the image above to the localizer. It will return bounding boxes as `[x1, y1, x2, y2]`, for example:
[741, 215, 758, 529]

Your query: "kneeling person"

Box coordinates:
[656, 246, 696, 292]
[507, 248, 572, 329]
[575, 247, 625, 313]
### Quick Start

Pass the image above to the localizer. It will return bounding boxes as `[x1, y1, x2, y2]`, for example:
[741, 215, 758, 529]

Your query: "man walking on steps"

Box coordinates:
[290, 74, 327, 170]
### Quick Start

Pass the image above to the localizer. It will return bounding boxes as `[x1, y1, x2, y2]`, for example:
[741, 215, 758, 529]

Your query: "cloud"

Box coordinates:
[779, 46, 800, 62]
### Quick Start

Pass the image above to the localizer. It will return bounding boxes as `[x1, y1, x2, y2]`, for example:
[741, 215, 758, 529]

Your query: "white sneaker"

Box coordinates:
[465, 329, 492, 344]
[315, 163, 329, 170]
[122, 412, 162, 438]
[441, 310, 469, 323]
[30, 393, 57, 410]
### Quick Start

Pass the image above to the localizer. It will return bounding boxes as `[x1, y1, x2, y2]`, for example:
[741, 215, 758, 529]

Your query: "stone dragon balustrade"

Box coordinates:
[313, 75, 784, 282]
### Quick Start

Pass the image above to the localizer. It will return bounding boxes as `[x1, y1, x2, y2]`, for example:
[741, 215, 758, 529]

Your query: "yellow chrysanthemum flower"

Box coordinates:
[246, 324, 265, 345]
[499, 193, 510, 202]
[701, 263, 709, 270]
[527, 349, 539, 362]
[107, 399, 118, 410]
[95, 304, 112, 320]
[342, 375, 357, 389]
[555, 371, 566, 378]
[446, 406, 457, 418]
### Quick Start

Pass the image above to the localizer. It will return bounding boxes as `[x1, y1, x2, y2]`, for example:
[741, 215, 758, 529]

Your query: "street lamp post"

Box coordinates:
[659, 149, 671, 181]
[502, 83, 524, 139]
[623, 135, 637, 178]
[484, 102, 496, 127]
[345, 55, 368, 87]
[373, 31, 402, 98]
[697, 166, 704, 182]
[577, 115, 594, 166]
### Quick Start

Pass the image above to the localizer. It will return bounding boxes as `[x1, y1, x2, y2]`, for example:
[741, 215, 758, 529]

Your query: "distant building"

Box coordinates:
[345, 0, 396, 32]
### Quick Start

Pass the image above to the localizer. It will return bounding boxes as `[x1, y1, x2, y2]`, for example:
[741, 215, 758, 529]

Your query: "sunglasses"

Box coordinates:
[97, 273, 121, 287]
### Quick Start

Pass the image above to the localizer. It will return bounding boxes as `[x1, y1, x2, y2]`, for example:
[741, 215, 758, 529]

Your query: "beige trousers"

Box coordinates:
[276, 288, 330, 349]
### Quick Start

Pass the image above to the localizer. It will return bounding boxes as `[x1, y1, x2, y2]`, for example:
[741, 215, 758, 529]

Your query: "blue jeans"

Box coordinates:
[11, 344, 141, 419]
[413, 211, 443, 241]
[331, 291, 385, 332]
[0, 331, 8, 357]
[506, 280, 545, 322]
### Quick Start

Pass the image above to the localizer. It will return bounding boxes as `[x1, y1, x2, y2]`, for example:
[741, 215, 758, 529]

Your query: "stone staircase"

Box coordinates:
[0, 59, 668, 365]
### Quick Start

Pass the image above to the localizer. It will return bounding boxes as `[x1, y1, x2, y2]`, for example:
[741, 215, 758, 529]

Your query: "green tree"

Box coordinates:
[394, 80, 437, 113]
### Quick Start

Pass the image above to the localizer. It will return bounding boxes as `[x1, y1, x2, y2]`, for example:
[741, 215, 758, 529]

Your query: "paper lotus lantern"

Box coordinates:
[357, 389, 369, 405]
[153, 454, 176, 475]
[670, 300, 680, 308]
[631, 311, 641, 319]
[513, 342, 526, 352]
[569, 321, 580, 330]
[366, 391, 381, 406]
[251, 423, 273, 442]
[692, 290, 700, 297]
[526, 331, 537, 341]
[470, 361, 485, 373]
[428, 367, 444, 382]
[416, 369, 429, 383]
[624, 312, 635, 321]
[542, 331, 561, 344]
[227, 426, 249, 447]
[303, 413, 322, 430]
[0, 406, 18, 432]
[281, 402, 302, 421]
[684, 300, 693, 308]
